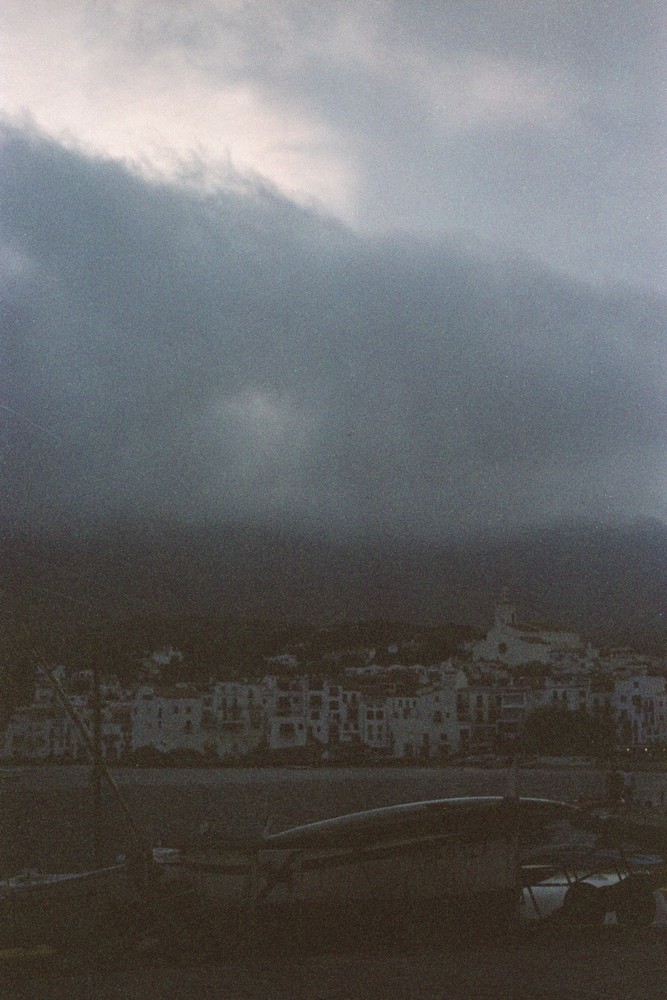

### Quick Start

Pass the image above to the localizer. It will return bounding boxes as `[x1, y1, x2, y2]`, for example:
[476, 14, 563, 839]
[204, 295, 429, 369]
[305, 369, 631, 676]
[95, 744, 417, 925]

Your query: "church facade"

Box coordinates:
[472, 591, 583, 667]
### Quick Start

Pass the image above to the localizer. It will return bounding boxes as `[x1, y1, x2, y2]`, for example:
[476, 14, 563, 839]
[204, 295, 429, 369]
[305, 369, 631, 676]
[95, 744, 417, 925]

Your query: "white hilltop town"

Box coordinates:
[2, 593, 666, 764]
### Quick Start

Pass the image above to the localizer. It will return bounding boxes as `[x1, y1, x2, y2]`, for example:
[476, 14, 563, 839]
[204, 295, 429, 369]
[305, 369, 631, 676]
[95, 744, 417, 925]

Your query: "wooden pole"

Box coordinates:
[507, 744, 521, 923]
[92, 666, 103, 867]
[35, 660, 150, 860]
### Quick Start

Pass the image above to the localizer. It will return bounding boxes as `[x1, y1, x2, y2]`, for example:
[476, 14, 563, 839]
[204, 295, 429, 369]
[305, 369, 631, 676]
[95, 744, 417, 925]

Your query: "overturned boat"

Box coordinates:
[156, 795, 667, 932]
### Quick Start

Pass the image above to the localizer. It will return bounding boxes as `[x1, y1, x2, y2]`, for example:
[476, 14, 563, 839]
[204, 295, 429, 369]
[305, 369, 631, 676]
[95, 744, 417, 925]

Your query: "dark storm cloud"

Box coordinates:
[1, 124, 665, 538]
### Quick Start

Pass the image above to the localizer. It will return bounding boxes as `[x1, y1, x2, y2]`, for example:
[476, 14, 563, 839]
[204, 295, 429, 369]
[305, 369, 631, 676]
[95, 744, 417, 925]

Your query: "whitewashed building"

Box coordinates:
[201, 681, 264, 758]
[131, 684, 204, 754]
[536, 679, 591, 712]
[472, 592, 583, 667]
[386, 684, 460, 758]
[2, 705, 68, 759]
[263, 676, 308, 750]
[359, 698, 389, 751]
[338, 689, 362, 744]
[613, 675, 667, 746]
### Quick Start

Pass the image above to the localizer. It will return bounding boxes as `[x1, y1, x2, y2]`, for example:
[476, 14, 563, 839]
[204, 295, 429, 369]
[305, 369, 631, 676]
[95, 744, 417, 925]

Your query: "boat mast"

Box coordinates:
[92, 665, 103, 867]
[36, 659, 150, 861]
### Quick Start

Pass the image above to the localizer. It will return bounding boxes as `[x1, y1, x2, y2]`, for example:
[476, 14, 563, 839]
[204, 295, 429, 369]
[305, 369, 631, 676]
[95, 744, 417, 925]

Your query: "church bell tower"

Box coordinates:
[494, 588, 516, 629]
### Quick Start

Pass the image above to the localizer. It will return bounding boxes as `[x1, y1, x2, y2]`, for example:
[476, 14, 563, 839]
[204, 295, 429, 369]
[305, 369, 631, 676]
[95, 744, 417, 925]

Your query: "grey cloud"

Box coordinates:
[107, 2, 660, 87]
[233, 2, 664, 290]
[3, 2, 663, 292]
[1, 123, 664, 539]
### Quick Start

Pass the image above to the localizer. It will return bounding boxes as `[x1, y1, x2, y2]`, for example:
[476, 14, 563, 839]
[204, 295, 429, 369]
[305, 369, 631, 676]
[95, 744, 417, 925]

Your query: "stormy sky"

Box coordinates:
[1, 1, 665, 542]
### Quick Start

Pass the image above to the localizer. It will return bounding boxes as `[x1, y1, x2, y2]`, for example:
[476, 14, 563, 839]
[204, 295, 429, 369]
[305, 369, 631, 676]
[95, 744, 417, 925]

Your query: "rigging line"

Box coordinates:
[17, 614, 151, 861]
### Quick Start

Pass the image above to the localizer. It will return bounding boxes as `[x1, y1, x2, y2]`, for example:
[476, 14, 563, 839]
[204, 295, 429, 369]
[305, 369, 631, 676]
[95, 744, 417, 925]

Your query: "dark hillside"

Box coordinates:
[2, 518, 664, 700]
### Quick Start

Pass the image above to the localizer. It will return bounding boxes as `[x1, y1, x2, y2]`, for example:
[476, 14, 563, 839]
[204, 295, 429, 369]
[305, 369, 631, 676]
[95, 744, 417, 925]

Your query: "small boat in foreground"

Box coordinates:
[0, 860, 147, 948]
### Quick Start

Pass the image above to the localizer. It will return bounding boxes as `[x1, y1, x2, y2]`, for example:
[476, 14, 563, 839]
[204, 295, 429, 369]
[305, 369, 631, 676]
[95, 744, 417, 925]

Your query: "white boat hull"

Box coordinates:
[162, 836, 518, 920]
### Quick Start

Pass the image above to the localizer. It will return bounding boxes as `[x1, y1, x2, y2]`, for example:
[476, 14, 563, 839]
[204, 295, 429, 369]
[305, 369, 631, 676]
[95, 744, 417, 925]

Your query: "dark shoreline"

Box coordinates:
[4, 757, 667, 771]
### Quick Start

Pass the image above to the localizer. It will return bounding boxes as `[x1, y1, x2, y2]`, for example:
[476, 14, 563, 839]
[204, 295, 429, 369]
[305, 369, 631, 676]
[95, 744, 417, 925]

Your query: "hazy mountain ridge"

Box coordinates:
[3, 519, 665, 653]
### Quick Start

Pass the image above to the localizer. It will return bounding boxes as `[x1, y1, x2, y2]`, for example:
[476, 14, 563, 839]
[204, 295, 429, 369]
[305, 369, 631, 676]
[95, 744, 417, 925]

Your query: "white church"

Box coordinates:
[472, 590, 583, 667]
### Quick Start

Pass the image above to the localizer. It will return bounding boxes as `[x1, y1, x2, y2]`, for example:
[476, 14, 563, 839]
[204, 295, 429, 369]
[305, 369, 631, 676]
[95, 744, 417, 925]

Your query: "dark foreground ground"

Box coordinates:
[3, 767, 667, 997]
[2, 924, 667, 1000]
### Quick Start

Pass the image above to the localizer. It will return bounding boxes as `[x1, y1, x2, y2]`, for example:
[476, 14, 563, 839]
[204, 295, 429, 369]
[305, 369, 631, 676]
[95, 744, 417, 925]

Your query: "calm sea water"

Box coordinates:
[2, 765, 666, 873]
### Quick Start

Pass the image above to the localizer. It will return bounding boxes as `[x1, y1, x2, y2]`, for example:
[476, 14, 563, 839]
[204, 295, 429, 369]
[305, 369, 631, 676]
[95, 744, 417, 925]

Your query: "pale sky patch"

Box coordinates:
[0, 0, 357, 216]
